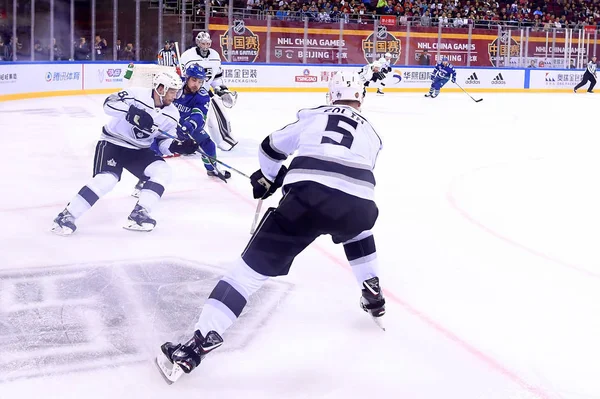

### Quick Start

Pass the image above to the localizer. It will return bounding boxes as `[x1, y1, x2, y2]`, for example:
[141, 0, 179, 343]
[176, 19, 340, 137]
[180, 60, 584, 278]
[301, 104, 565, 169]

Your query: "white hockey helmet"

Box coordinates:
[328, 72, 364, 106]
[195, 32, 212, 49]
[384, 52, 392, 60]
[153, 70, 183, 97]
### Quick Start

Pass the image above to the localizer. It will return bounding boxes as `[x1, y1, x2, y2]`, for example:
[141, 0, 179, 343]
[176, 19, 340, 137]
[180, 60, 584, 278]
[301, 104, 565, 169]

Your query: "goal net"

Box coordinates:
[124, 64, 177, 88]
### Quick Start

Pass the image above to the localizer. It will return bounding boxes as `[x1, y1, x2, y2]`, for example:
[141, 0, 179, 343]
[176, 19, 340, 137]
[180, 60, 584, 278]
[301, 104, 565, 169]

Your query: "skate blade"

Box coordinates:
[51, 223, 74, 236]
[131, 189, 141, 198]
[123, 222, 154, 232]
[371, 315, 386, 331]
[155, 355, 185, 384]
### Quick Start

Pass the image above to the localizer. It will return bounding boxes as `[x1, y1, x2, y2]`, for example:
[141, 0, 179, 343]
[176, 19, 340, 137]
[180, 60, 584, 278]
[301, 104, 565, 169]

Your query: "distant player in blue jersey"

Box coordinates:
[425, 57, 456, 98]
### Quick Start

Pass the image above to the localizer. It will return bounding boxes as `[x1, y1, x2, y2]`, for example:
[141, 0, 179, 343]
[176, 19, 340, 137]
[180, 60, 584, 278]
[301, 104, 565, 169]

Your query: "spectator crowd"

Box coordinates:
[2, 0, 600, 62]
[238, 0, 600, 29]
[0, 32, 137, 62]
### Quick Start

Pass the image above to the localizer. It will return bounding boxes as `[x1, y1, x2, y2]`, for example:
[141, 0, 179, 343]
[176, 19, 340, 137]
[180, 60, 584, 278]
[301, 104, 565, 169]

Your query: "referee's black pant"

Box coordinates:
[574, 70, 597, 92]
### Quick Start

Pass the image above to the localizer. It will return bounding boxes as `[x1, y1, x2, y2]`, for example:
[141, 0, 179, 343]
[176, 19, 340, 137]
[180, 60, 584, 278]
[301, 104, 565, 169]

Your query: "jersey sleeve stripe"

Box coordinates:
[260, 136, 288, 161]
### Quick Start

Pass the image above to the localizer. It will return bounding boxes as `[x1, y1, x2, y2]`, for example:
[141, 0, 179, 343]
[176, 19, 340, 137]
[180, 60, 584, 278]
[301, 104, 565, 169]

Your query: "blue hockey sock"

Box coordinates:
[195, 132, 216, 172]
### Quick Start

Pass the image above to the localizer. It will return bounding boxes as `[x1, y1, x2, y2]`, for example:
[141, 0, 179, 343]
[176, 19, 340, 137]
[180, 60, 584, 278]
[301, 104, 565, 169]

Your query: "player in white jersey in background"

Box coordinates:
[51, 71, 199, 235]
[375, 52, 393, 95]
[179, 32, 238, 151]
[358, 61, 386, 97]
[155, 71, 386, 384]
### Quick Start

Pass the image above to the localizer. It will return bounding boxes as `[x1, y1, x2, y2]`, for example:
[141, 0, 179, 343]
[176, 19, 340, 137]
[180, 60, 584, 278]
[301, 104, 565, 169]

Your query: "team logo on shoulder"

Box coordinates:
[107, 159, 117, 167]
[362, 26, 400, 64]
[219, 19, 260, 63]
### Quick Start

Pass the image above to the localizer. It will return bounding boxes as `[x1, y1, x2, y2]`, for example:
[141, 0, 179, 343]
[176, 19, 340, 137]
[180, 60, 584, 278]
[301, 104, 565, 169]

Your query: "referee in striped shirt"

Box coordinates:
[157, 41, 177, 66]
[574, 56, 597, 93]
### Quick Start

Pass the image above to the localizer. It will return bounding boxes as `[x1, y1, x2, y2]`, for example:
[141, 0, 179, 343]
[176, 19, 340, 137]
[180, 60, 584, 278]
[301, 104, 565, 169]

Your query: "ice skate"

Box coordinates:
[156, 330, 223, 384]
[376, 88, 385, 95]
[204, 156, 231, 182]
[123, 204, 156, 232]
[51, 208, 77, 236]
[207, 168, 231, 182]
[360, 277, 386, 331]
[131, 179, 145, 198]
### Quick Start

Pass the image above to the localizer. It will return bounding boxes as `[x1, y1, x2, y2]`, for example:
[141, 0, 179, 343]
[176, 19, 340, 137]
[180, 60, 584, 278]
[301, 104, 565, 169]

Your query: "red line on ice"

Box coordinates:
[182, 158, 558, 399]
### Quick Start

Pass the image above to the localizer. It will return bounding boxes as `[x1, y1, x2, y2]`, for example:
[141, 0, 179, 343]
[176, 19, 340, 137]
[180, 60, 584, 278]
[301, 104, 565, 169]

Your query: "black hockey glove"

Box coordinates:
[125, 105, 154, 131]
[169, 138, 199, 155]
[250, 166, 287, 199]
[213, 85, 229, 97]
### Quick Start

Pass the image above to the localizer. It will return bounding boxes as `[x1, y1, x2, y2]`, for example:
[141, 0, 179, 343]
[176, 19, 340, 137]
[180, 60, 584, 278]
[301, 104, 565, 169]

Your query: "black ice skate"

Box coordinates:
[123, 204, 156, 232]
[131, 179, 145, 198]
[376, 88, 385, 95]
[360, 277, 386, 331]
[156, 330, 223, 384]
[51, 208, 77, 236]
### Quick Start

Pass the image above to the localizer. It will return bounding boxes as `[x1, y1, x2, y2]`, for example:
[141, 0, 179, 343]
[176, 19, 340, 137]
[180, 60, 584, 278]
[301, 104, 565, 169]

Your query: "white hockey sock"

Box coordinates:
[196, 258, 268, 337]
[343, 230, 379, 288]
[137, 186, 161, 212]
[66, 173, 118, 218]
[138, 161, 171, 212]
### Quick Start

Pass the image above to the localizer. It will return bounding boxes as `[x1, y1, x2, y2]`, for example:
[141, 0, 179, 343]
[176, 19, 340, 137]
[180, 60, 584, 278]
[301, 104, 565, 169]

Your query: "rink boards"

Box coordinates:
[0, 61, 589, 101]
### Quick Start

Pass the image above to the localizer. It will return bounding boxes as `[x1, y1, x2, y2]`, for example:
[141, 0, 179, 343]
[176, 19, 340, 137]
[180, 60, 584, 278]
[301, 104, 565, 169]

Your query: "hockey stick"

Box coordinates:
[174, 42, 183, 76]
[157, 129, 251, 179]
[454, 82, 483, 103]
[250, 200, 263, 234]
[160, 128, 265, 234]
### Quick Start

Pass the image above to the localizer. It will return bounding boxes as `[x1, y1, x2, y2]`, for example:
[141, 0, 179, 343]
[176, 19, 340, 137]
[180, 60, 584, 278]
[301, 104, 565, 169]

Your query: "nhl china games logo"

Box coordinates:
[361, 26, 400, 64]
[219, 20, 260, 62]
[487, 30, 519, 66]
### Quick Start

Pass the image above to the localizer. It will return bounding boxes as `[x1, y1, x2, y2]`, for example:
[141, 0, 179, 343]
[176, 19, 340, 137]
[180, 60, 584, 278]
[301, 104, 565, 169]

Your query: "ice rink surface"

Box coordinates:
[0, 90, 599, 399]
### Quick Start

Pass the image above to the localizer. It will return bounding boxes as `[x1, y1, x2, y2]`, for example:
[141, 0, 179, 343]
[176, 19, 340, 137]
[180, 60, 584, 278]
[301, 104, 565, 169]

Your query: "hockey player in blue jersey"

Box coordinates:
[172, 63, 230, 181]
[133, 64, 230, 196]
[425, 57, 457, 98]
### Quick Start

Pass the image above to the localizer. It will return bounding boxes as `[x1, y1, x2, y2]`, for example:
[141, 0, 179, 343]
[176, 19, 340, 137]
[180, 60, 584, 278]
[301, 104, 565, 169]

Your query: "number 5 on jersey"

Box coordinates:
[321, 115, 358, 150]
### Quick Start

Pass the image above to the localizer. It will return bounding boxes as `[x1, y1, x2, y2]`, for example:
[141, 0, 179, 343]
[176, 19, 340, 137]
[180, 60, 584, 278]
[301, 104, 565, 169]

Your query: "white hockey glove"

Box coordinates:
[214, 85, 238, 108]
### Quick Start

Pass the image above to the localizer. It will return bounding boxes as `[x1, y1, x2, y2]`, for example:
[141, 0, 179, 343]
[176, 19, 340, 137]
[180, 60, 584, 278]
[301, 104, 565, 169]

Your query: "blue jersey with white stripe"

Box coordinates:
[259, 105, 382, 201]
[432, 62, 456, 81]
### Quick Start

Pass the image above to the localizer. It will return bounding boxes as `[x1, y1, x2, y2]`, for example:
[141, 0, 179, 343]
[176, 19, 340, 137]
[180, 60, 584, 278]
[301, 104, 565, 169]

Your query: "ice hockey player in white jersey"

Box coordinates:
[155, 71, 386, 384]
[51, 70, 199, 235]
[375, 52, 393, 95]
[358, 61, 386, 97]
[179, 31, 238, 151]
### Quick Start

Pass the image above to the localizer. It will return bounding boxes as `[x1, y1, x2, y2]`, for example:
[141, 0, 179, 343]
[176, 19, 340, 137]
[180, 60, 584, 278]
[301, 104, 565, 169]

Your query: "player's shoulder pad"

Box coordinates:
[163, 103, 181, 120]
[198, 87, 210, 97]
[208, 48, 222, 61]
[448, 63, 455, 68]
[296, 105, 331, 119]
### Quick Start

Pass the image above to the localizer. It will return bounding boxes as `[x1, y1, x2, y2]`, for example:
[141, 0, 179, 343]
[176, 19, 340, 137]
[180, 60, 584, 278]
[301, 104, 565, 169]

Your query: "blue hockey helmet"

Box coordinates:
[185, 63, 207, 81]
[441, 56, 449, 63]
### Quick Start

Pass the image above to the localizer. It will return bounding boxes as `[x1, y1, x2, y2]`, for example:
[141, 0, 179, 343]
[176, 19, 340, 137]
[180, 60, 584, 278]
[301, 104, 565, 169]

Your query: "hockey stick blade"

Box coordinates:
[475, 98, 483, 103]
